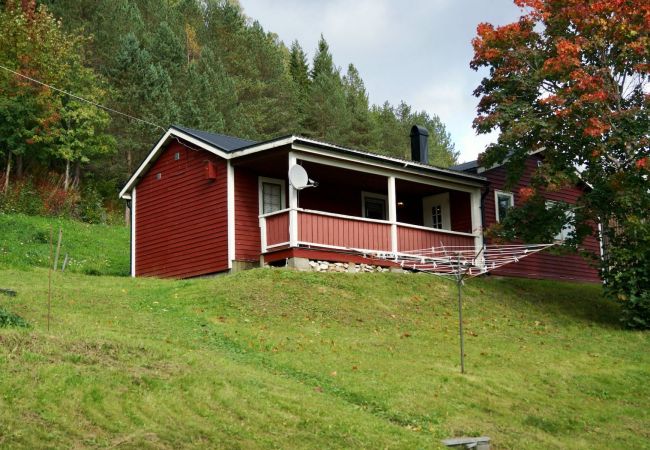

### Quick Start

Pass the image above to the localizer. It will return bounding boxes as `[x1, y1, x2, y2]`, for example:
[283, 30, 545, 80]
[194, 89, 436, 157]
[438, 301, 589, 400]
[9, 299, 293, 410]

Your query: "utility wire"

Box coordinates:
[0, 63, 166, 132]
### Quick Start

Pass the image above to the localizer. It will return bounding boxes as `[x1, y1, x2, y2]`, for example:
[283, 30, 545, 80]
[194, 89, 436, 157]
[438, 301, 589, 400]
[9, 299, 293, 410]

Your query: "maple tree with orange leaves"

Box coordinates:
[471, 0, 649, 328]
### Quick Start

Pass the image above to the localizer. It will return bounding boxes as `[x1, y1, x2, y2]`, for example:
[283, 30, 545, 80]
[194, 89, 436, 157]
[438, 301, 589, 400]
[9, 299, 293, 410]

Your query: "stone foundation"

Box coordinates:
[308, 260, 393, 273]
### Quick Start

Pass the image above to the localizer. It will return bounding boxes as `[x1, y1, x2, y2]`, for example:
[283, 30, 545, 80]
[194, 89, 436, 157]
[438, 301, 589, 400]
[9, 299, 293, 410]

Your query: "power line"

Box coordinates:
[0, 63, 166, 132]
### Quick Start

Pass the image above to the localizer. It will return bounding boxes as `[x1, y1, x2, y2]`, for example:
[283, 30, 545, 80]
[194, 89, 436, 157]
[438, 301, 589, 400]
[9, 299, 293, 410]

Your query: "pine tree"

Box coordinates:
[304, 35, 349, 142]
[289, 40, 310, 130]
[110, 32, 179, 172]
[342, 64, 374, 149]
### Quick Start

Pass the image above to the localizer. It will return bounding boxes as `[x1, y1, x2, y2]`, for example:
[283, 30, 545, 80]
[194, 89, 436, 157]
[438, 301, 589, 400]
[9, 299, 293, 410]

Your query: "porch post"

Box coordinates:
[388, 176, 398, 254]
[288, 152, 298, 247]
[470, 188, 484, 262]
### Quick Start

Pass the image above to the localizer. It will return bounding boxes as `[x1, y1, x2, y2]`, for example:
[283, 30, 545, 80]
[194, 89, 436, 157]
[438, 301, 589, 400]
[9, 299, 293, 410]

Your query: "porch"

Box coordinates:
[233, 146, 484, 266]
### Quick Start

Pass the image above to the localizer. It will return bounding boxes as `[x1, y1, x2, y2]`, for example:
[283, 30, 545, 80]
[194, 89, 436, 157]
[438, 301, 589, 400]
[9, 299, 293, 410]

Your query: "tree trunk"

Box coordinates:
[73, 161, 81, 188]
[15, 154, 23, 178]
[3, 150, 11, 194]
[127, 148, 132, 173]
[64, 159, 70, 191]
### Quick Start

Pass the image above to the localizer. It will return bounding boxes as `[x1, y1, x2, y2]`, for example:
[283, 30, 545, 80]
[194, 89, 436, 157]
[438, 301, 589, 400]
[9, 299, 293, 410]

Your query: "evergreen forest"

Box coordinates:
[0, 0, 458, 221]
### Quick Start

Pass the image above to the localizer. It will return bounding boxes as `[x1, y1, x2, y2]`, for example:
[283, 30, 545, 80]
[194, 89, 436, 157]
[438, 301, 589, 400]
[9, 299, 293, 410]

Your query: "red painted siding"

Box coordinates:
[234, 167, 261, 261]
[266, 212, 289, 246]
[398, 226, 475, 251]
[482, 155, 600, 282]
[450, 191, 472, 233]
[298, 211, 391, 251]
[135, 141, 228, 278]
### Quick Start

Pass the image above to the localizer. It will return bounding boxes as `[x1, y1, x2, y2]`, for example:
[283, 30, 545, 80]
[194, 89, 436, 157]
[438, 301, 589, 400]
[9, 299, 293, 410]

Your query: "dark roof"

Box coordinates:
[451, 160, 479, 172]
[172, 125, 257, 152]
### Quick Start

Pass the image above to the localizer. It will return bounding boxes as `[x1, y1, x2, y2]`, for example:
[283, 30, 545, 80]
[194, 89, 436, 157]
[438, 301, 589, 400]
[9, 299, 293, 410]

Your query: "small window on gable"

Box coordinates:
[259, 177, 286, 215]
[174, 152, 181, 160]
[495, 191, 514, 222]
[362, 192, 387, 221]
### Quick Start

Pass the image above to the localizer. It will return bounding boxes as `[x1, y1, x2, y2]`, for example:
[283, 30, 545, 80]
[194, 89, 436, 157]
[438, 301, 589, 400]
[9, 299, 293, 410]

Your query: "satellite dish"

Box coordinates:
[288, 164, 318, 190]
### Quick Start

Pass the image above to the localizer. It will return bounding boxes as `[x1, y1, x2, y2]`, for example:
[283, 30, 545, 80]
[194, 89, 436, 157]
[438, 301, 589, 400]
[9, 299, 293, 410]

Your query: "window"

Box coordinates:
[431, 205, 443, 229]
[546, 200, 576, 241]
[362, 192, 387, 220]
[258, 177, 286, 215]
[495, 191, 514, 222]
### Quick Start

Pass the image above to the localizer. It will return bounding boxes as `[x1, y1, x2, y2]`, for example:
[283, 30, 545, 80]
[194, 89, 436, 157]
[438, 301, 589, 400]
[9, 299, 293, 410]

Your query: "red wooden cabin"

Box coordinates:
[119, 125, 485, 278]
[119, 125, 600, 282]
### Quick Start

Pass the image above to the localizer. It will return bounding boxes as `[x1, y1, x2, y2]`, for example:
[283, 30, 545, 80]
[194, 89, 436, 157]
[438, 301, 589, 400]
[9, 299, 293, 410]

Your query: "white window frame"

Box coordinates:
[258, 176, 286, 215]
[546, 200, 576, 242]
[361, 191, 388, 220]
[495, 190, 514, 223]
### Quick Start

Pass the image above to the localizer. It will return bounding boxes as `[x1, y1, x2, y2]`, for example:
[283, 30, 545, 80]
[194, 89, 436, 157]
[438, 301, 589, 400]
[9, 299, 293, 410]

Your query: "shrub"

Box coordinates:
[604, 219, 650, 329]
[0, 175, 116, 225]
[78, 186, 106, 224]
[0, 307, 29, 328]
[0, 178, 42, 215]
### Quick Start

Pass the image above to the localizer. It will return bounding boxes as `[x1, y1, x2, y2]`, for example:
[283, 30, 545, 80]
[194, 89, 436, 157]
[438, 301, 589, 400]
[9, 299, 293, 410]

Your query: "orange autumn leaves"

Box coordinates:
[471, 0, 649, 140]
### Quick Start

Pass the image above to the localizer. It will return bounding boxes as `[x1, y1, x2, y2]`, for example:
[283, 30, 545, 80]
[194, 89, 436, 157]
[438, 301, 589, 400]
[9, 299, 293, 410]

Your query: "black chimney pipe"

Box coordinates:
[410, 125, 429, 164]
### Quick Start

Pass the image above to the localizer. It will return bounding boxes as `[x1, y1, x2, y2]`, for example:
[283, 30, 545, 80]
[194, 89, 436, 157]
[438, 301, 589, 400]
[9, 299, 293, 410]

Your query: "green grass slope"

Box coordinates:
[0, 213, 129, 276]
[0, 213, 647, 448]
[1, 268, 648, 449]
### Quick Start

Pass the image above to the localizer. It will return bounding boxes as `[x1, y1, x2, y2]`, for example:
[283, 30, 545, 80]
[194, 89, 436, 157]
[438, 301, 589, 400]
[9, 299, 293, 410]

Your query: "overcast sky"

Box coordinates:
[238, 0, 523, 163]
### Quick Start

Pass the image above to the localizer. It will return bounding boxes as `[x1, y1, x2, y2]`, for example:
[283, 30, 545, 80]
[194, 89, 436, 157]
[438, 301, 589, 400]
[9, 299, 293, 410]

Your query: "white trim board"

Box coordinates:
[130, 187, 136, 277]
[227, 161, 235, 268]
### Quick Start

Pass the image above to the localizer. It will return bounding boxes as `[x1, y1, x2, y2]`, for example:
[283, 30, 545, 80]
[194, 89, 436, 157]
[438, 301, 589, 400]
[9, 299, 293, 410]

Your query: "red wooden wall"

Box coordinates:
[135, 141, 228, 278]
[234, 167, 261, 261]
[482, 156, 600, 282]
[450, 191, 472, 233]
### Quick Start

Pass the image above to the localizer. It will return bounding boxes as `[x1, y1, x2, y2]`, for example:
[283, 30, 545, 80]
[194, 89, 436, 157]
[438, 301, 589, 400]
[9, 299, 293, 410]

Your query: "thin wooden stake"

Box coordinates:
[53, 227, 63, 271]
[48, 225, 53, 332]
[61, 253, 69, 272]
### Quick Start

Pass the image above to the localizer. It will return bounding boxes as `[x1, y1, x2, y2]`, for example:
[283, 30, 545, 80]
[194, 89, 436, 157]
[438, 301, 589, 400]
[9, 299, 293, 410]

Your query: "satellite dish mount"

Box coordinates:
[288, 164, 318, 190]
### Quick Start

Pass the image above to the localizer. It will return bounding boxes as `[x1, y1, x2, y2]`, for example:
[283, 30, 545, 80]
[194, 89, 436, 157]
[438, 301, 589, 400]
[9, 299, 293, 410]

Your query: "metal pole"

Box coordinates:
[457, 254, 465, 374]
[47, 225, 53, 332]
[458, 277, 465, 374]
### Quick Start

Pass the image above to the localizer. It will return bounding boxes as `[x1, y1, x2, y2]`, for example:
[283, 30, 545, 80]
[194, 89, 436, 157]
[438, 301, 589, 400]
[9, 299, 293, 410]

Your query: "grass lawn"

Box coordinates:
[0, 214, 648, 448]
[0, 267, 648, 449]
[0, 213, 129, 276]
